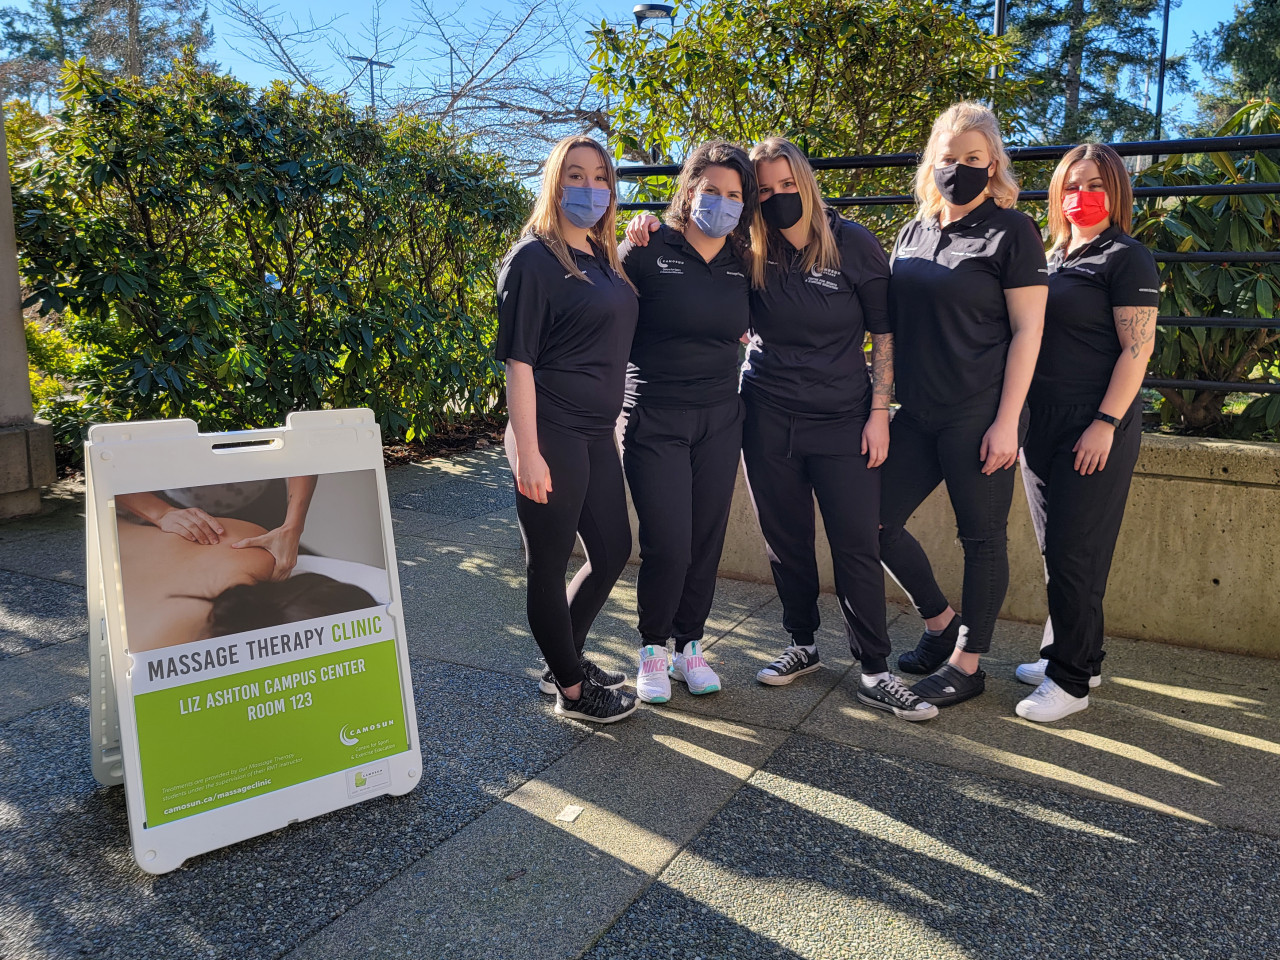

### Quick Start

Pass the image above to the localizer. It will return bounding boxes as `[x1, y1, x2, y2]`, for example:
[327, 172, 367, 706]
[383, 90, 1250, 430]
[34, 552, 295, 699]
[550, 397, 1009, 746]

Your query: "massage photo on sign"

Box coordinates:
[113, 470, 391, 652]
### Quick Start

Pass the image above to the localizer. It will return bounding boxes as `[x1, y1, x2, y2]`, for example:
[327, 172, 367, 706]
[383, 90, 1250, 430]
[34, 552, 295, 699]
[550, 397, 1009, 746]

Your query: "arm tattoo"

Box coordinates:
[1116, 306, 1157, 360]
[870, 333, 894, 408]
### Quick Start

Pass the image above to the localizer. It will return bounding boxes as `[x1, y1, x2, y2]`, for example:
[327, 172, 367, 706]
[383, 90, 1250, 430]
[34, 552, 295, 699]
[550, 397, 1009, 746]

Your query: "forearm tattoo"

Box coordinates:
[1116, 306, 1157, 359]
[870, 332, 895, 408]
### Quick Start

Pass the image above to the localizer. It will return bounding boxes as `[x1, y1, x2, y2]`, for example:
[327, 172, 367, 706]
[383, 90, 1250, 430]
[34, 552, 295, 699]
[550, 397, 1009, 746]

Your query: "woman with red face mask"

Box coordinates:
[1013, 142, 1160, 723]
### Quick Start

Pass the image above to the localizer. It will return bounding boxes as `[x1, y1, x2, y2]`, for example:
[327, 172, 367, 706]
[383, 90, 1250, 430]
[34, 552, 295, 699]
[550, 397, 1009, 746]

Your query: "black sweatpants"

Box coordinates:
[510, 421, 632, 689]
[622, 399, 744, 652]
[741, 399, 889, 673]
[878, 389, 1024, 656]
[1021, 401, 1141, 698]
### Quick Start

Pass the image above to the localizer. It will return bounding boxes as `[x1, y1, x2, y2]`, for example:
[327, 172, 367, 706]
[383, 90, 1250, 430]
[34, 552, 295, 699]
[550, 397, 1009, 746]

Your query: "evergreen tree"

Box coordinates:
[1192, 0, 1280, 131]
[0, 0, 92, 105]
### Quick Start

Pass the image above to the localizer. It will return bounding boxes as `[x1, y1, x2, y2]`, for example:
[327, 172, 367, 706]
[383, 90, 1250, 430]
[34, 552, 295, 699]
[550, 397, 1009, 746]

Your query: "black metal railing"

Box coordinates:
[618, 133, 1280, 397]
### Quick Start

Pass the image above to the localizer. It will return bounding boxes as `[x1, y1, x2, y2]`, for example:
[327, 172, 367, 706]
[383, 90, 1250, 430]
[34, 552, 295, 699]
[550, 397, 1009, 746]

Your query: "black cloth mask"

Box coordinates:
[761, 192, 805, 230]
[933, 162, 991, 205]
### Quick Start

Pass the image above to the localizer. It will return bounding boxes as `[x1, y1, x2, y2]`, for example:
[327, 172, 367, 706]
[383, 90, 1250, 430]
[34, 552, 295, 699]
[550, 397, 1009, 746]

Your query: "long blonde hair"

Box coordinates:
[522, 135, 633, 289]
[913, 102, 1020, 222]
[748, 137, 839, 289]
[1046, 143, 1133, 251]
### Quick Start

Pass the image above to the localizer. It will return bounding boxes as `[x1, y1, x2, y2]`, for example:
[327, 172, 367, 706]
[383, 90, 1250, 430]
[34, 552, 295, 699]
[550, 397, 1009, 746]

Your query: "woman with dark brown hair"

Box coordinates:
[1014, 142, 1160, 722]
[618, 140, 758, 704]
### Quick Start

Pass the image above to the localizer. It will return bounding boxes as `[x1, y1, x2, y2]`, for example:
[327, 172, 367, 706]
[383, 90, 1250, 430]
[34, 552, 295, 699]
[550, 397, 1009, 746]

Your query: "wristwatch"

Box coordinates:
[1093, 411, 1122, 428]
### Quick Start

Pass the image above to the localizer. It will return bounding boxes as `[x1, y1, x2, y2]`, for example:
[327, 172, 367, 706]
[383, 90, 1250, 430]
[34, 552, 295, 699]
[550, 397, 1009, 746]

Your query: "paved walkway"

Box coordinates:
[2, 447, 1278, 960]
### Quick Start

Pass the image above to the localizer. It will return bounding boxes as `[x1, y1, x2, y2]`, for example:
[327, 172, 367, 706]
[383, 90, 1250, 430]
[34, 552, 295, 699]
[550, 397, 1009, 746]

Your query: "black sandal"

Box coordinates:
[897, 617, 961, 675]
[910, 662, 986, 707]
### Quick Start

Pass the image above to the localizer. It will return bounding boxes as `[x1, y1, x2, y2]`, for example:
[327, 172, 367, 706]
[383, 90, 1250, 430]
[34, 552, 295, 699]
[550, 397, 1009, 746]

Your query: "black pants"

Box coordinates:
[878, 390, 1023, 656]
[622, 399, 744, 652]
[1021, 401, 1141, 698]
[741, 399, 889, 673]
[511, 422, 632, 689]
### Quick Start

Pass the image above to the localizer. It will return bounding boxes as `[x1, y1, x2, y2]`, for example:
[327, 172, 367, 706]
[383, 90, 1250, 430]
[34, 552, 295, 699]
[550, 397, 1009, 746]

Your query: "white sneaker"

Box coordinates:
[636, 645, 671, 704]
[1016, 678, 1089, 722]
[671, 640, 721, 695]
[1015, 658, 1101, 689]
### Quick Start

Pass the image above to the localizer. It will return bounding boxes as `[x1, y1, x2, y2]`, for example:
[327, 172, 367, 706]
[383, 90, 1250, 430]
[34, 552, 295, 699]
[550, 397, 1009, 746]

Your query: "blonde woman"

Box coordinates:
[1014, 143, 1159, 722]
[496, 135, 639, 724]
[880, 102, 1048, 708]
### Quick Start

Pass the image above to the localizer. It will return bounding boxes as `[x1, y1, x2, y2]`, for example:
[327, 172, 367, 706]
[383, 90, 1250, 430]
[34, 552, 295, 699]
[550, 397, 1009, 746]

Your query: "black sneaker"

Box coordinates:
[897, 616, 961, 674]
[538, 656, 626, 695]
[857, 673, 939, 721]
[756, 645, 821, 686]
[554, 677, 638, 724]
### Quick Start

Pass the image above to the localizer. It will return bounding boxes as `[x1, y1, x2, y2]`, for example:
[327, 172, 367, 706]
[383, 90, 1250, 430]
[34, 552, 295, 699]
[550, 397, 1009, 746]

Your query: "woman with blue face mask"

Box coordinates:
[496, 135, 640, 724]
[616, 140, 758, 705]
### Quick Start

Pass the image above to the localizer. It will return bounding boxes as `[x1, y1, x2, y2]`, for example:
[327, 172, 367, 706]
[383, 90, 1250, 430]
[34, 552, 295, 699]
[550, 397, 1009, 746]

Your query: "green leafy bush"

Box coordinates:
[12, 57, 528, 461]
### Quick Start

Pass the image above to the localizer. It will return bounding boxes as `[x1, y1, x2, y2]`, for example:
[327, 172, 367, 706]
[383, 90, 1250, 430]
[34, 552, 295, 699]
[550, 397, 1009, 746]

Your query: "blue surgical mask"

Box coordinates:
[690, 193, 744, 239]
[560, 185, 612, 229]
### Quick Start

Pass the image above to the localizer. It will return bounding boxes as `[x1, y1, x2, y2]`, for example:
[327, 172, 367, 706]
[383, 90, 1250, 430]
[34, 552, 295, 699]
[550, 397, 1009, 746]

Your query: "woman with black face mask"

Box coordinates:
[880, 102, 1048, 709]
[496, 135, 639, 724]
[616, 141, 759, 706]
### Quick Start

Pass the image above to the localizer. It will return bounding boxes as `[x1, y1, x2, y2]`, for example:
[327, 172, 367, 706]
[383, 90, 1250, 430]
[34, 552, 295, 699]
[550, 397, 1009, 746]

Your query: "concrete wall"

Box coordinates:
[616, 434, 1280, 659]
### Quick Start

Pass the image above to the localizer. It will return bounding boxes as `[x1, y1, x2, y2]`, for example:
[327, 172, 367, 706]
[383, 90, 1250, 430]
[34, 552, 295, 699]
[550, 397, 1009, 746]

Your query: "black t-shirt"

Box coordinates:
[741, 211, 891, 417]
[619, 224, 750, 408]
[1030, 226, 1161, 407]
[494, 235, 639, 438]
[890, 199, 1049, 410]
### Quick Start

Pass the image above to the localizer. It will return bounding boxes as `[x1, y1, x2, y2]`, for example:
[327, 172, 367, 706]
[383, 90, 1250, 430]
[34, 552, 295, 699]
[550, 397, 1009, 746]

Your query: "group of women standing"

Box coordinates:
[495, 101, 1160, 727]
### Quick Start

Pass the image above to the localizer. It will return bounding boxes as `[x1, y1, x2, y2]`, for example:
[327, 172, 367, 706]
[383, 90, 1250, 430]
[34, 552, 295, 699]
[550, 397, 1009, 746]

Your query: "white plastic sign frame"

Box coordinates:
[86, 409, 421, 874]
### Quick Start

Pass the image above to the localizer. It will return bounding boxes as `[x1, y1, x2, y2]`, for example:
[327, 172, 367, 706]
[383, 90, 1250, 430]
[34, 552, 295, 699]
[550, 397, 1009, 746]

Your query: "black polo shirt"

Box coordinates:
[618, 224, 750, 408]
[1030, 226, 1161, 407]
[495, 235, 639, 439]
[741, 211, 891, 418]
[890, 199, 1049, 410]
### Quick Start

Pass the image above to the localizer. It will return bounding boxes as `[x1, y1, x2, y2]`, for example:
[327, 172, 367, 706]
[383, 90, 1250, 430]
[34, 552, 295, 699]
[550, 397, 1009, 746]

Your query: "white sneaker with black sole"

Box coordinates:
[756, 645, 822, 685]
[636, 644, 672, 704]
[1015, 658, 1101, 689]
[671, 640, 721, 695]
[555, 677, 638, 724]
[857, 673, 939, 721]
[1015, 677, 1089, 722]
[538, 656, 626, 695]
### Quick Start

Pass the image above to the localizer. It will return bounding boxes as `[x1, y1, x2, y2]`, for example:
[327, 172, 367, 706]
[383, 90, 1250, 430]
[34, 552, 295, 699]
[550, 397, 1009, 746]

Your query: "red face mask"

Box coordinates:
[1062, 189, 1109, 227]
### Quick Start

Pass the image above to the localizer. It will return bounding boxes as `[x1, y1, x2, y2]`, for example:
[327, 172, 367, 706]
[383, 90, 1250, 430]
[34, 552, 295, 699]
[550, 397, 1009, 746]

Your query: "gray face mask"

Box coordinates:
[690, 193, 744, 238]
[560, 185, 612, 229]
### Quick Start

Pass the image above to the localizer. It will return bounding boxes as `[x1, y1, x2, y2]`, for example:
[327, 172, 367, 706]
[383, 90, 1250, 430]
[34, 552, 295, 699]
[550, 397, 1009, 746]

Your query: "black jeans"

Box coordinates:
[511, 421, 632, 689]
[622, 399, 744, 652]
[879, 389, 1023, 656]
[741, 399, 889, 673]
[1021, 400, 1141, 698]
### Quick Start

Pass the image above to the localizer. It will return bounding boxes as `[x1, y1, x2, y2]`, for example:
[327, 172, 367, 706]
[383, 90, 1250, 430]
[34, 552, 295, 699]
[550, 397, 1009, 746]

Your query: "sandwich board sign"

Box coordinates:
[86, 409, 421, 874]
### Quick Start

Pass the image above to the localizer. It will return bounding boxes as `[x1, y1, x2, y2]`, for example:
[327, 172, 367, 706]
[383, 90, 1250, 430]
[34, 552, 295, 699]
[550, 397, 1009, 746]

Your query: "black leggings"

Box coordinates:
[1021, 401, 1141, 698]
[511, 422, 632, 689]
[878, 390, 1023, 655]
[741, 399, 889, 673]
[623, 399, 743, 652]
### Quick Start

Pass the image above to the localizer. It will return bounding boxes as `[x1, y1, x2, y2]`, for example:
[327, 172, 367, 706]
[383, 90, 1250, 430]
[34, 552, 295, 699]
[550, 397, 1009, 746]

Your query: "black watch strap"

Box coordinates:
[1093, 411, 1122, 428]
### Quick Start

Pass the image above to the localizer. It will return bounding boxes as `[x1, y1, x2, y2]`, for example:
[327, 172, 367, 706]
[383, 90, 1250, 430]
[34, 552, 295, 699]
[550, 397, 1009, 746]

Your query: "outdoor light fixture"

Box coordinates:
[347, 54, 395, 110]
[632, 3, 675, 26]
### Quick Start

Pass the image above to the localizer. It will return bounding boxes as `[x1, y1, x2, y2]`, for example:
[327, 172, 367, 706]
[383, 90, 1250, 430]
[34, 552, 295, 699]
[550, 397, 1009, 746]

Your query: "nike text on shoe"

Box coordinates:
[555, 677, 638, 724]
[636, 644, 672, 704]
[1015, 677, 1089, 723]
[1015, 658, 1101, 689]
[756, 645, 821, 686]
[539, 655, 626, 695]
[857, 673, 939, 721]
[671, 640, 721, 695]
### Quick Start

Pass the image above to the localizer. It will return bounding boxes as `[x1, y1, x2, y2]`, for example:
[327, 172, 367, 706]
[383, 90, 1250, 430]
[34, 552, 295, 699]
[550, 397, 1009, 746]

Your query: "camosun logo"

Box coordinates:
[340, 724, 359, 746]
[340, 717, 399, 746]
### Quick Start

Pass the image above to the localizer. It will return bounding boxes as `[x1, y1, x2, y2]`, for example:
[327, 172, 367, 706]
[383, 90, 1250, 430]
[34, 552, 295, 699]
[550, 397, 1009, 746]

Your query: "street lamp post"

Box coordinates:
[347, 54, 395, 112]
[632, 3, 675, 31]
[1153, 0, 1172, 141]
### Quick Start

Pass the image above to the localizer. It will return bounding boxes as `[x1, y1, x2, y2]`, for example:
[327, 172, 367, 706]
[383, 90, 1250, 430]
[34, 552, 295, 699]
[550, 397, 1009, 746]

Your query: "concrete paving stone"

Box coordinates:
[427, 507, 523, 551]
[286, 710, 787, 960]
[0, 661, 589, 960]
[0, 570, 87, 659]
[383, 448, 512, 496]
[588, 733, 1280, 960]
[0, 526, 86, 588]
[388, 506, 460, 541]
[391, 475, 516, 519]
[0, 639, 88, 722]
[801, 632, 1280, 837]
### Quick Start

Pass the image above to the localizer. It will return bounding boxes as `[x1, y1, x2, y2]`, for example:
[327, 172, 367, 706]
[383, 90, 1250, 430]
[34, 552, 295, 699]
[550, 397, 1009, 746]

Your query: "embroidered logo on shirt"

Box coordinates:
[805, 265, 840, 290]
[726, 270, 745, 278]
[656, 256, 685, 275]
[1139, 287, 1159, 294]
